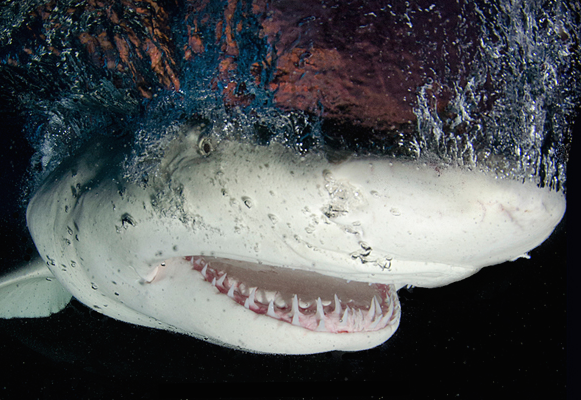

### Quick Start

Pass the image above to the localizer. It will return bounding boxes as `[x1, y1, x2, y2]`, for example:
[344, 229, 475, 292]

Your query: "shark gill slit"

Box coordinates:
[149, 256, 400, 334]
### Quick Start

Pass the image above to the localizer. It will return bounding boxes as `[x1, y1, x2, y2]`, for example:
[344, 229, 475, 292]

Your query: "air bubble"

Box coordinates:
[242, 196, 253, 209]
[121, 213, 135, 228]
[359, 242, 371, 251]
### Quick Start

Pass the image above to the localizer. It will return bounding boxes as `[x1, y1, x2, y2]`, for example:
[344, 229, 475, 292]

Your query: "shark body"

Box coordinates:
[0, 125, 566, 354]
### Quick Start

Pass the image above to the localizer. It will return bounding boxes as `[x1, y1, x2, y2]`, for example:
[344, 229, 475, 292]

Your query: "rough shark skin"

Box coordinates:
[0, 126, 565, 354]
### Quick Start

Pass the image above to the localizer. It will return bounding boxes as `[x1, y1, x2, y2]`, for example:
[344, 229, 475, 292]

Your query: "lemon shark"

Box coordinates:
[0, 125, 565, 354]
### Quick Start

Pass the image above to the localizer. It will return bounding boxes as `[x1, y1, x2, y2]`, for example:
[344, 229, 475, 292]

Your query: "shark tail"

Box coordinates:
[0, 254, 72, 318]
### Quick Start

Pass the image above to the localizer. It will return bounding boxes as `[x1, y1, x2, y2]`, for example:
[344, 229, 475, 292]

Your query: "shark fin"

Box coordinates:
[0, 255, 72, 318]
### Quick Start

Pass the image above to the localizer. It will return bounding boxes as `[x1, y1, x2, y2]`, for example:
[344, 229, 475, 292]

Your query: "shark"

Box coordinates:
[0, 123, 566, 354]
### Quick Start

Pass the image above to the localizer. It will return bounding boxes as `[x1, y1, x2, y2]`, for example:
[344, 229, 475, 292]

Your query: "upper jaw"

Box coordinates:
[32, 133, 564, 293]
[132, 138, 566, 288]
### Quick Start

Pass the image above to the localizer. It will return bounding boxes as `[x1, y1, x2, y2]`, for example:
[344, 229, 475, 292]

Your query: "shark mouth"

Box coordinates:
[180, 256, 400, 334]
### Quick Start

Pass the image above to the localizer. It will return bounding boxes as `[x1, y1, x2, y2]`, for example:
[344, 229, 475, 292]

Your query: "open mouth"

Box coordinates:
[173, 256, 400, 334]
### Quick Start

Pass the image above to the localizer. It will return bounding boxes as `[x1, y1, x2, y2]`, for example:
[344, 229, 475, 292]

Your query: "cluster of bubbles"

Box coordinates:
[414, 1, 579, 191]
[0, 0, 578, 196]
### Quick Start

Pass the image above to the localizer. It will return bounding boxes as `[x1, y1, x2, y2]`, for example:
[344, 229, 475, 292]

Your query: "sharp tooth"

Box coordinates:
[267, 300, 277, 318]
[254, 289, 265, 303]
[217, 273, 227, 287]
[379, 298, 395, 327]
[368, 315, 382, 330]
[316, 297, 325, 320]
[211, 277, 216, 286]
[374, 296, 382, 315]
[366, 297, 376, 322]
[316, 319, 326, 332]
[385, 296, 394, 319]
[239, 283, 247, 295]
[333, 294, 342, 317]
[259, 290, 277, 304]
[339, 307, 350, 328]
[292, 294, 299, 312]
[355, 309, 364, 329]
[227, 284, 236, 299]
[244, 287, 257, 309]
[274, 293, 286, 308]
[367, 296, 384, 330]
[291, 295, 301, 326]
[379, 314, 390, 328]
[201, 264, 208, 279]
[227, 276, 238, 287]
[299, 298, 311, 308]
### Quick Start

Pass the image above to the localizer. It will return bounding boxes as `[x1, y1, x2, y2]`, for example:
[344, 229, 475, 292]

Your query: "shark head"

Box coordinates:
[13, 123, 564, 354]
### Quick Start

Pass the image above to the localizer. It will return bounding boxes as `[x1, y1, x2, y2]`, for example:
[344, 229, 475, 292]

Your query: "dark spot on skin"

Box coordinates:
[121, 213, 135, 227]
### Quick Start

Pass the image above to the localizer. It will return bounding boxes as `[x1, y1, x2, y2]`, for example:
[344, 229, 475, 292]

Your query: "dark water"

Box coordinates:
[0, 0, 577, 397]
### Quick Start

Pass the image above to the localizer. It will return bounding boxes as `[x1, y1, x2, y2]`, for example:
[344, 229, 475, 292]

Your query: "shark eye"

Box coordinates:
[198, 137, 214, 156]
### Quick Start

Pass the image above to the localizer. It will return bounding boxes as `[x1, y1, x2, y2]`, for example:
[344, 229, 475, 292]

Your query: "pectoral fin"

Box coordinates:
[0, 255, 72, 318]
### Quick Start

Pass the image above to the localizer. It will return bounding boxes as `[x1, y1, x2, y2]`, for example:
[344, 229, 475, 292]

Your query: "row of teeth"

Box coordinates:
[186, 257, 399, 334]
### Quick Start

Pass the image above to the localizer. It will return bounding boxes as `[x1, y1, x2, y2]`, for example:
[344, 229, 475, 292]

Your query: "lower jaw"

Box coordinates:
[181, 255, 400, 334]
